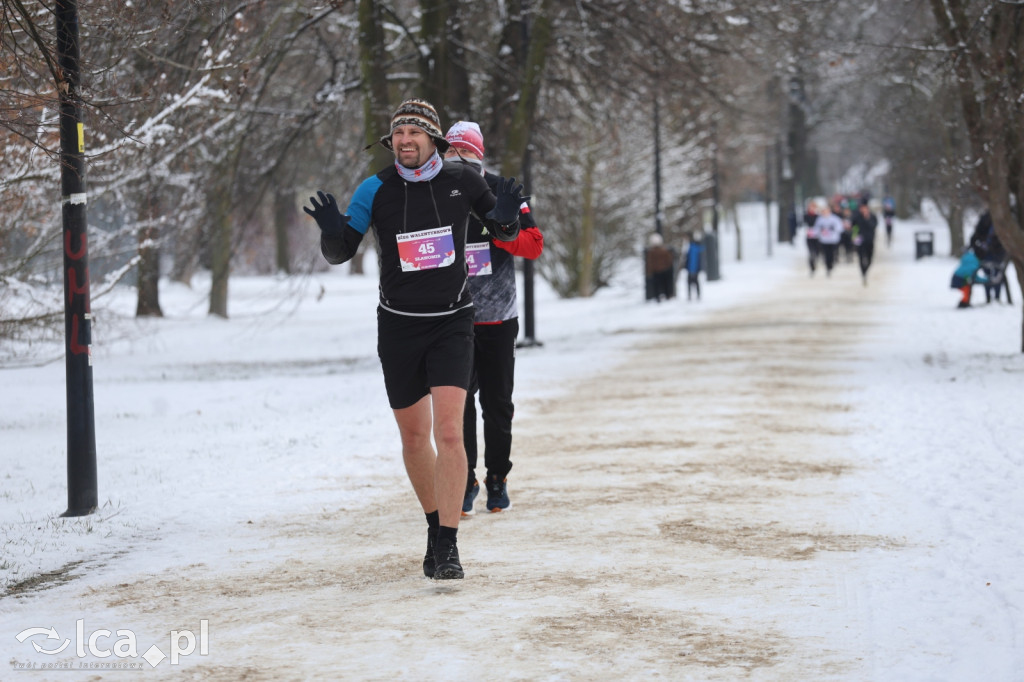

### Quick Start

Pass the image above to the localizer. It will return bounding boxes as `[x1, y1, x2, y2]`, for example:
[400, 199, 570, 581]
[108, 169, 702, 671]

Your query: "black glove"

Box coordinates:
[491, 222, 520, 242]
[304, 191, 350, 239]
[485, 176, 530, 229]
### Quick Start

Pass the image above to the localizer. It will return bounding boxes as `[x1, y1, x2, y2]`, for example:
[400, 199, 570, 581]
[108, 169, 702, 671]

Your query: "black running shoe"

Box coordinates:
[423, 529, 437, 578]
[433, 536, 464, 580]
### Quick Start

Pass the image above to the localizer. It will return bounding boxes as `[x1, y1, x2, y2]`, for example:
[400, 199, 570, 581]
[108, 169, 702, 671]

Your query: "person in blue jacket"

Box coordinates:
[304, 99, 526, 581]
[685, 232, 705, 301]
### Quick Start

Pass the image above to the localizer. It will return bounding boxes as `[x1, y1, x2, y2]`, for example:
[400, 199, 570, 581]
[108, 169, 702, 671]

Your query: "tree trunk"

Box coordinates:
[357, 0, 393, 277]
[782, 76, 807, 245]
[731, 204, 743, 262]
[418, 0, 471, 122]
[207, 170, 232, 319]
[895, 183, 913, 220]
[948, 204, 964, 256]
[579, 142, 596, 298]
[500, 0, 553, 178]
[169, 222, 201, 286]
[135, 227, 163, 317]
[985, 145, 1024, 345]
[273, 187, 294, 275]
[802, 148, 822, 200]
[486, 0, 525, 163]
[359, 0, 392, 158]
[775, 135, 790, 245]
[1015, 259, 1024, 354]
[978, 4, 1024, 351]
[135, 186, 163, 317]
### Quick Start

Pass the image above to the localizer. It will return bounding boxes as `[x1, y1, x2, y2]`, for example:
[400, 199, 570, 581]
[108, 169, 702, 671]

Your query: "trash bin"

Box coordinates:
[914, 231, 934, 260]
[704, 231, 720, 281]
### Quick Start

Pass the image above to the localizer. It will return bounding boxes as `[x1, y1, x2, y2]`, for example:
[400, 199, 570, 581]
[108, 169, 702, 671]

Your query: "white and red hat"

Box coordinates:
[444, 121, 485, 158]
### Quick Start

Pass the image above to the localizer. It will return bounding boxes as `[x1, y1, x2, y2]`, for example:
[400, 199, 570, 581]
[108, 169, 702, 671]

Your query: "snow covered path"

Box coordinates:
[4, 234, 1024, 680]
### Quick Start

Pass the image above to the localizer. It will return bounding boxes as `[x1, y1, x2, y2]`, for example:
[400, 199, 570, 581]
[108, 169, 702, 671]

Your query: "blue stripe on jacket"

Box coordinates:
[346, 175, 384, 234]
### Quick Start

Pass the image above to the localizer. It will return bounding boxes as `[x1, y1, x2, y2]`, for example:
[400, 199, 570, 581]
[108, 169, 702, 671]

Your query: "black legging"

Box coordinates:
[858, 240, 875, 277]
[464, 318, 519, 483]
[806, 237, 820, 273]
[821, 243, 838, 272]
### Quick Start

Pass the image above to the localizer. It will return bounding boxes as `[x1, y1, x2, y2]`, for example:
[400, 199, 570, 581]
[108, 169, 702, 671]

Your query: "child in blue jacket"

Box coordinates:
[950, 248, 988, 309]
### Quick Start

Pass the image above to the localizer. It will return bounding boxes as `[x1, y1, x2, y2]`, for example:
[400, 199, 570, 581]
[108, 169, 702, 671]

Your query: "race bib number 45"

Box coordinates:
[397, 226, 456, 272]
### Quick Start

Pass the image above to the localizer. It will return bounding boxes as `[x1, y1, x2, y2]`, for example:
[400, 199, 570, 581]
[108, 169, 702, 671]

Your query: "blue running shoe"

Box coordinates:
[462, 480, 480, 517]
[485, 475, 511, 512]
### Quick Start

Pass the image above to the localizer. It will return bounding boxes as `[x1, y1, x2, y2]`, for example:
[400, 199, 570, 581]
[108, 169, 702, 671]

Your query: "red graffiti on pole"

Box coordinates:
[65, 231, 91, 357]
[65, 229, 87, 260]
[70, 314, 89, 356]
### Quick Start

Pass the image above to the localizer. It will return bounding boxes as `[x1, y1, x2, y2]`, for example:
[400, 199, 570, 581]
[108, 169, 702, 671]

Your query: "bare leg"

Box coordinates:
[393, 395, 437, 514]
[393, 386, 468, 528]
[429, 385, 468, 528]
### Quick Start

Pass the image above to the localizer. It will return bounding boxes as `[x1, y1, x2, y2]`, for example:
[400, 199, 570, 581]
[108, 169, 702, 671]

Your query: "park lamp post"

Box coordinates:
[653, 91, 664, 237]
[57, 0, 98, 517]
[517, 1, 542, 348]
[518, 143, 543, 348]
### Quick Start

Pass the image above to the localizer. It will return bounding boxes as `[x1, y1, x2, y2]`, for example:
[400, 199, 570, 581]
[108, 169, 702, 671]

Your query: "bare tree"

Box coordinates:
[930, 0, 1024, 351]
[9, 0, 1019, 349]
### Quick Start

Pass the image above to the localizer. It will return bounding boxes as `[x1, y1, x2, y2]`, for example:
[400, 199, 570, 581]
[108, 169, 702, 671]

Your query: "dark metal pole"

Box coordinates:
[711, 121, 719, 236]
[57, 0, 98, 517]
[519, 144, 542, 347]
[517, 0, 542, 348]
[765, 145, 773, 257]
[704, 120, 721, 282]
[653, 94, 663, 236]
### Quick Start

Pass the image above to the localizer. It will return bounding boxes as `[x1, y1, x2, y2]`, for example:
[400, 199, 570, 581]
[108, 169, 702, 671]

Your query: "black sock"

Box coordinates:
[425, 510, 439, 532]
[437, 525, 458, 544]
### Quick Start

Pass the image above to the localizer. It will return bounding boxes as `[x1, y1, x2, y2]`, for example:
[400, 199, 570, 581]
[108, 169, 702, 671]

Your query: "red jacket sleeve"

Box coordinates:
[493, 225, 543, 259]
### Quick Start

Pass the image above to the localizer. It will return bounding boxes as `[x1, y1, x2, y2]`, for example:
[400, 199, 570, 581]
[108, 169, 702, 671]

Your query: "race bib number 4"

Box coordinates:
[397, 226, 456, 272]
[466, 241, 492, 276]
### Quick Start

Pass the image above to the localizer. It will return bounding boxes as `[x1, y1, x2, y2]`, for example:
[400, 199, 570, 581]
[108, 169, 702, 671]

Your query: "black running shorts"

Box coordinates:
[377, 306, 475, 409]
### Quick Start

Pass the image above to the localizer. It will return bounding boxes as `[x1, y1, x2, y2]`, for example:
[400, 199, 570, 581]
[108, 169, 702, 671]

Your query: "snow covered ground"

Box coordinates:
[2, 203, 1022, 680]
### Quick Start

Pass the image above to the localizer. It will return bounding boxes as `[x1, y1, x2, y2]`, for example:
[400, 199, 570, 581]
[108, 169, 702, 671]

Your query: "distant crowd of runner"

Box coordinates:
[800, 193, 892, 286]
[795, 191, 1012, 309]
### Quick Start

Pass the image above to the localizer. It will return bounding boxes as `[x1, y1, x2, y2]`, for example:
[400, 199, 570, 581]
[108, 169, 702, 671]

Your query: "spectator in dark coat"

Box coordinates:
[645, 233, 675, 302]
[970, 210, 1012, 303]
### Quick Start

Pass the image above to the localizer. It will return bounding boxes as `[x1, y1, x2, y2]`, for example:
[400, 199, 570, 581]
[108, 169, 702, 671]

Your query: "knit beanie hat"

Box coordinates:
[379, 98, 450, 153]
[445, 121, 485, 158]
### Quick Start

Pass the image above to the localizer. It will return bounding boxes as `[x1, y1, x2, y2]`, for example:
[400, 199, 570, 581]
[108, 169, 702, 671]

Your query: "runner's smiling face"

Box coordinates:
[391, 125, 436, 169]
